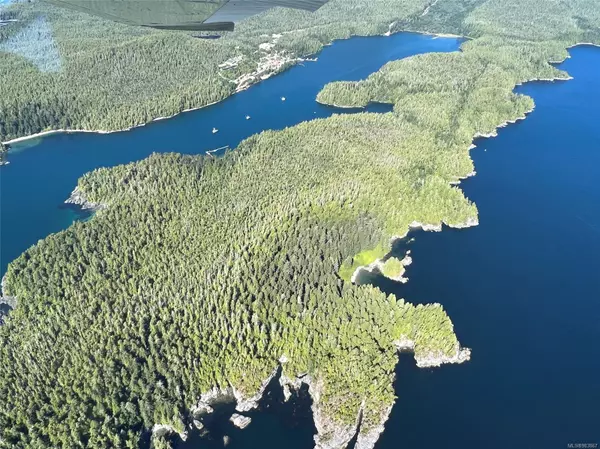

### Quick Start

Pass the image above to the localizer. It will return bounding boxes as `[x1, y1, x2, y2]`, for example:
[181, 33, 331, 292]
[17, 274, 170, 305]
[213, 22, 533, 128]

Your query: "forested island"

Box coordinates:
[1, 0, 600, 449]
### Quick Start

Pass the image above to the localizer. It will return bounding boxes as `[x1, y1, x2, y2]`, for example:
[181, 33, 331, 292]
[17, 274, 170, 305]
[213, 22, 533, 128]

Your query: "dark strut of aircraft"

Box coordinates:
[43, 0, 331, 31]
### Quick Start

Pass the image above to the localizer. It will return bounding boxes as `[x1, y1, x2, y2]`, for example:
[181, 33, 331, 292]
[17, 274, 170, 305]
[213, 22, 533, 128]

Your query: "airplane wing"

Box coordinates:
[43, 0, 330, 31]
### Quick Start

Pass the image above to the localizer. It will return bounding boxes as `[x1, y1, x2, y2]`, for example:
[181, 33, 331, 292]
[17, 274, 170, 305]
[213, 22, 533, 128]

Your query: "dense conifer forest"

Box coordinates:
[0, 0, 433, 142]
[1, 0, 600, 448]
[1, 112, 474, 447]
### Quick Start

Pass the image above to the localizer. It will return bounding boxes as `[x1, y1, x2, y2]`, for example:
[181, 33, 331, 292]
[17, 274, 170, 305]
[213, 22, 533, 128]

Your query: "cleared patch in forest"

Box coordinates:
[0, 15, 61, 72]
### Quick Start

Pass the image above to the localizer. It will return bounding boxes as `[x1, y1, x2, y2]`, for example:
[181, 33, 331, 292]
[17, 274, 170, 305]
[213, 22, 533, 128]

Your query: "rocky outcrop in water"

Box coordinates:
[145, 333, 470, 449]
[230, 413, 251, 429]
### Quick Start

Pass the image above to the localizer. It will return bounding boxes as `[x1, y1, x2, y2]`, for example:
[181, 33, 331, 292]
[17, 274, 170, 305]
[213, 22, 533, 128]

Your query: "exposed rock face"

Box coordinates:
[409, 220, 443, 232]
[448, 216, 479, 229]
[192, 419, 204, 431]
[414, 346, 472, 368]
[352, 222, 445, 283]
[279, 374, 358, 449]
[1, 274, 12, 299]
[279, 374, 395, 449]
[279, 371, 297, 402]
[450, 170, 477, 185]
[394, 336, 416, 352]
[306, 376, 358, 449]
[151, 423, 187, 443]
[351, 255, 409, 284]
[0, 141, 8, 165]
[191, 401, 214, 417]
[184, 369, 277, 440]
[394, 338, 471, 368]
[352, 214, 480, 285]
[230, 413, 252, 429]
[186, 387, 231, 440]
[65, 187, 105, 212]
[401, 254, 413, 266]
[354, 405, 394, 449]
[233, 367, 278, 412]
[167, 339, 470, 449]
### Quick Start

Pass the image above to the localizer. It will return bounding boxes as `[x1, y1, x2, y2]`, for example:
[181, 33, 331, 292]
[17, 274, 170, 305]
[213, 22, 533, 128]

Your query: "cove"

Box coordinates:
[0, 32, 461, 276]
[173, 373, 317, 449]
[361, 45, 600, 449]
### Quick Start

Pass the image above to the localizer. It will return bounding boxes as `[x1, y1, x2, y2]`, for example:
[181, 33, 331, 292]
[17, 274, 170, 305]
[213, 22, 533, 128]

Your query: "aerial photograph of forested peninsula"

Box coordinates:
[1, 0, 599, 448]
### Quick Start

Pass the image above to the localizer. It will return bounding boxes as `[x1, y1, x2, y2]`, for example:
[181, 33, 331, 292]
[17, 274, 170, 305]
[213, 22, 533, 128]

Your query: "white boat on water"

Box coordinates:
[246, 115, 251, 120]
[212, 127, 218, 134]
[281, 96, 286, 101]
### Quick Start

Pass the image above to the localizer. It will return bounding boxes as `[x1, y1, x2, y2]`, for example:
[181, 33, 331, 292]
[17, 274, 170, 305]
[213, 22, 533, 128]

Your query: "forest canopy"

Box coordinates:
[1, 113, 474, 447]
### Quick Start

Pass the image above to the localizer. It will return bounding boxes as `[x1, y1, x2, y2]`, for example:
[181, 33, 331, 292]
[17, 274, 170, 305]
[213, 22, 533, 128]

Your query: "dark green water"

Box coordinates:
[1, 34, 599, 449]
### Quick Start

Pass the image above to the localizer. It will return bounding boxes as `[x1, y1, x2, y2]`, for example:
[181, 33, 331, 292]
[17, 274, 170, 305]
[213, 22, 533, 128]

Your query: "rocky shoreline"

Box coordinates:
[277, 335, 470, 449]
[279, 373, 361, 449]
[0, 141, 8, 165]
[350, 215, 479, 285]
[350, 253, 412, 284]
[348, 100, 543, 287]
[395, 336, 472, 368]
[150, 366, 280, 444]
[148, 342, 470, 449]
[64, 187, 105, 212]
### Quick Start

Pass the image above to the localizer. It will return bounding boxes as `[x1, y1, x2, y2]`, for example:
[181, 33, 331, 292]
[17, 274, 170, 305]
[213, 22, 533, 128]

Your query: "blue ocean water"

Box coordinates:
[370, 45, 600, 449]
[0, 32, 460, 276]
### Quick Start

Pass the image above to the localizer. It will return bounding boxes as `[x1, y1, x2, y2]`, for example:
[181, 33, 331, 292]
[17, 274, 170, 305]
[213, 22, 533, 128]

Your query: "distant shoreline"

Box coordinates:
[1, 40, 596, 151]
[0, 31, 462, 150]
[2, 100, 220, 147]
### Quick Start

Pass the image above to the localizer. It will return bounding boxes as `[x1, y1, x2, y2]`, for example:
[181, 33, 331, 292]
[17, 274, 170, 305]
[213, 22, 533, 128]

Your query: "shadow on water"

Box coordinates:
[172, 371, 316, 449]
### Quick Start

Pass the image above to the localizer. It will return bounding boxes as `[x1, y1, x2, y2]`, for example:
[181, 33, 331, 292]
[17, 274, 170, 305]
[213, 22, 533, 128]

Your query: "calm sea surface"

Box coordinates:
[1, 33, 599, 449]
[370, 45, 600, 449]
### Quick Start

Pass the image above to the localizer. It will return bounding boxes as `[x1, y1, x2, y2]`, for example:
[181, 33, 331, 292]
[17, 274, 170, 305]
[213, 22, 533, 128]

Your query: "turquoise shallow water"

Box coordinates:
[1, 33, 599, 449]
